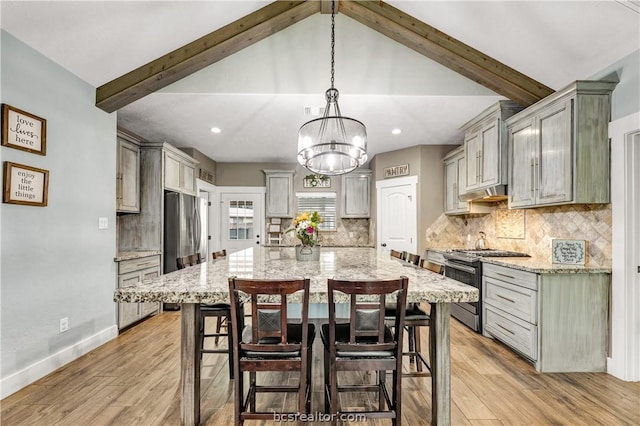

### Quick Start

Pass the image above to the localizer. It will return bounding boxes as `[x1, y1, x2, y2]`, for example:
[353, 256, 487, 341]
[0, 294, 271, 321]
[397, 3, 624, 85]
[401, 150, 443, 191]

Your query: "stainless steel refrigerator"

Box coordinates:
[163, 191, 207, 274]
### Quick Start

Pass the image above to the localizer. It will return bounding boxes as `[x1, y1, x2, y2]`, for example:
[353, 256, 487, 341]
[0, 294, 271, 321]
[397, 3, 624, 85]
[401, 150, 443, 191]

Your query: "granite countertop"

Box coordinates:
[480, 257, 611, 274]
[114, 250, 162, 262]
[114, 247, 478, 304]
[263, 244, 375, 248]
[425, 247, 611, 274]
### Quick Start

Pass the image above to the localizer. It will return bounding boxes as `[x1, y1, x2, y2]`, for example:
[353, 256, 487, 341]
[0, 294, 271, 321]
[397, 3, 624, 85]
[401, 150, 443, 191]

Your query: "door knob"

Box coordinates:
[381, 243, 387, 247]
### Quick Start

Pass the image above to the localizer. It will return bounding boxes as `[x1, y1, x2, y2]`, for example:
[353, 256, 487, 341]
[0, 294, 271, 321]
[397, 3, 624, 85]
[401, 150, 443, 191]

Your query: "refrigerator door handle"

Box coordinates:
[194, 201, 201, 259]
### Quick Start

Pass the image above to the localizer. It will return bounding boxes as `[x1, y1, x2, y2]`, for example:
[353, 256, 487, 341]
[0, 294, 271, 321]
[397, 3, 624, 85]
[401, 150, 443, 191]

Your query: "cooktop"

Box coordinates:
[450, 249, 531, 258]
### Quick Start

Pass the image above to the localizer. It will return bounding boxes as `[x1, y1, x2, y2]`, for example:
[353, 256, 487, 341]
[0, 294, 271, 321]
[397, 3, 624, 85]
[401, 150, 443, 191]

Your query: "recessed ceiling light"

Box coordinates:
[392, 128, 402, 135]
[210, 127, 221, 134]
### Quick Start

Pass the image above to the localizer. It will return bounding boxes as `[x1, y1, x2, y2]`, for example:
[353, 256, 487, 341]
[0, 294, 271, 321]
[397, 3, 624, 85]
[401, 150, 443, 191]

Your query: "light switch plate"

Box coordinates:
[98, 217, 108, 230]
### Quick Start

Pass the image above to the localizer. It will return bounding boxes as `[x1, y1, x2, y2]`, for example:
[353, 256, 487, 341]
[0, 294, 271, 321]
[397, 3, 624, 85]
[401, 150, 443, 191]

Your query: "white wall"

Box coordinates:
[0, 31, 118, 397]
[593, 49, 640, 381]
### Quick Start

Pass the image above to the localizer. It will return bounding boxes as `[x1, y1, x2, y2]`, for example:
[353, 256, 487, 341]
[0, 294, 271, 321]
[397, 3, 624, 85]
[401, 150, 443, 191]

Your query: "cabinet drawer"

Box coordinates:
[484, 276, 537, 324]
[118, 255, 160, 275]
[485, 305, 537, 361]
[483, 263, 537, 291]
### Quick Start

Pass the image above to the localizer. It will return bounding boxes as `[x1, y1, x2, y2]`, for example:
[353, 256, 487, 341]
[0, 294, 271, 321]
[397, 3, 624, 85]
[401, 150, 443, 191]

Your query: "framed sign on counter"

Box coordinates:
[552, 239, 587, 265]
[3, 162, 49, 207]
[1, 104, 47, 155]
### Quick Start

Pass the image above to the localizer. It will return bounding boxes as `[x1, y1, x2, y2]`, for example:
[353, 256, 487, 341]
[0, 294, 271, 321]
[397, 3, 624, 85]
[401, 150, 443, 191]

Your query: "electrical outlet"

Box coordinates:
[349, 232, 354, 238]
[98, 217, 108, 230]
[59, 317, 69, 333]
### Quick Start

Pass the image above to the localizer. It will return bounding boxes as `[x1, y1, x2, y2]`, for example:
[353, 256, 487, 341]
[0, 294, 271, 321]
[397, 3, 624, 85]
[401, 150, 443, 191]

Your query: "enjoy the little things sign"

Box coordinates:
[552, 239, 586, 265]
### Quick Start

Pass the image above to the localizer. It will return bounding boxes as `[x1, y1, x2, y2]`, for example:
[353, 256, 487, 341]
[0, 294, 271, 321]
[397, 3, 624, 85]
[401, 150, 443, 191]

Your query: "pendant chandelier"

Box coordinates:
[297, 0, 367, 176]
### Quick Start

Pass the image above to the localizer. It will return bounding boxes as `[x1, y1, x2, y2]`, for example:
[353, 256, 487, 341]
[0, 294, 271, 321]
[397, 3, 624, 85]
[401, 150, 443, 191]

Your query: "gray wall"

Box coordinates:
[370, 144, 455, 254]
[179, 147, 217, 184]
[1, 31, 117, 393]
[590, 49, 640, 121]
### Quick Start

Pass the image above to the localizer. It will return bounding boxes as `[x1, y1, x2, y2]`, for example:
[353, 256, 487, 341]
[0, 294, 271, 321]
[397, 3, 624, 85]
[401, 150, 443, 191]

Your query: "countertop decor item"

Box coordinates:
[288, 211, 322, 260]
[296, 0, 367, 176]
[474, 231, 487, 249]
[552, 239, 587, 265]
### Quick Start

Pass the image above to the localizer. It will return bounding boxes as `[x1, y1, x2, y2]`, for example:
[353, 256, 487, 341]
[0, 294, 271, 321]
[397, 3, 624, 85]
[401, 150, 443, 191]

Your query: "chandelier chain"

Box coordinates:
[330, 0, 335, 89]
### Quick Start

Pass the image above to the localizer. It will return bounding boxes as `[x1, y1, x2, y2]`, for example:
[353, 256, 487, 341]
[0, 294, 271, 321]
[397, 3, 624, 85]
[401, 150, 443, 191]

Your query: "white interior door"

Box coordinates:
[377, 176, 417, 254]
[220, 192, 264, 254]
[609, 113, 640, 381]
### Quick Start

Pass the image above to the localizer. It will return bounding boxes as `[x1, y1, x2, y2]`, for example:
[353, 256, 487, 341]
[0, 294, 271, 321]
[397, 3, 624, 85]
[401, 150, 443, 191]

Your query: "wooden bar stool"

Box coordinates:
[322, 276, 408, 425]
[228, 276, 314, 425]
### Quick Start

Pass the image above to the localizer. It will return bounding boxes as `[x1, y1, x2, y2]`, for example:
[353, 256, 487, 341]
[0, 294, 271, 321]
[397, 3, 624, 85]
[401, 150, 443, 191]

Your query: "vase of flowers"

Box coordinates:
[288, 211, 322, 261]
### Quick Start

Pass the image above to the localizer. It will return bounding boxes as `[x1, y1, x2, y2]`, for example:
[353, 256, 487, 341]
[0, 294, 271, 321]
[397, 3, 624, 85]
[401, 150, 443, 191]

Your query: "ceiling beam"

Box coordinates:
[340, 1, 554, 106]
[96, 1, 320, 113]
[320, 1, 335, 14]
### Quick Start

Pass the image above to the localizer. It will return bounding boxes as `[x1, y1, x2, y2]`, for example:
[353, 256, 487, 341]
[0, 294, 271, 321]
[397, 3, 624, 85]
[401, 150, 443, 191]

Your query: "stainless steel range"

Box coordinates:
[443, 249, 530, 333]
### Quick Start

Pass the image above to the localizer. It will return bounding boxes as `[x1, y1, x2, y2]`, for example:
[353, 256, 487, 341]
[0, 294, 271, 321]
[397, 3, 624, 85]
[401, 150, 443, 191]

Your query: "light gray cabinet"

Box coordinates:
[116, 255, 161, 329]
[164, 145, 197, 195]
[264, 170, 294, 218]
[341, 169, 371, 218]
[444, 147, 490, 215]
[116, 136, 140, 213]
[461, 101, 523, 193]
[482, 262, 609, 372]
[507, 80, 616, 208]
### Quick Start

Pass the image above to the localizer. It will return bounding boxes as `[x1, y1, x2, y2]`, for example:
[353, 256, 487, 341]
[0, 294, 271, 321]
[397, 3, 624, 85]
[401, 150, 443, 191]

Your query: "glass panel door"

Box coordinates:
[220, 192, 263, 253]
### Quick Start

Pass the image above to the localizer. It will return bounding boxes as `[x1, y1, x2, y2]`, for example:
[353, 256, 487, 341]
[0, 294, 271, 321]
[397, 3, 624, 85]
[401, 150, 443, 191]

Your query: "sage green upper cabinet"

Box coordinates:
[444, 147, 491, 215]
[163, 144, 197, 195]
[264, 170, 294, 218]
[116, 135, 140, 213]
[507, 80, 617, 209]
[341, 169, 371, 218]
[462, 101, 523, 193]
[444, 147, 467, 214]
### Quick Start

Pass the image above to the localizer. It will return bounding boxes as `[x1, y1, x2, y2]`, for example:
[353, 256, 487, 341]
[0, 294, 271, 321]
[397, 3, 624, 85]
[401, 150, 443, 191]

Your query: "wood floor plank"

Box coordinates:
[2, 311, 638, 426]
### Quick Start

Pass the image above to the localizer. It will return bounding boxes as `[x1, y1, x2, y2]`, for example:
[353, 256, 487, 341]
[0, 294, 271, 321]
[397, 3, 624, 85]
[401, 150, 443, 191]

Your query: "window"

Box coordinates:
[296, 192, 336, 231]
[228, 200, 254, 240]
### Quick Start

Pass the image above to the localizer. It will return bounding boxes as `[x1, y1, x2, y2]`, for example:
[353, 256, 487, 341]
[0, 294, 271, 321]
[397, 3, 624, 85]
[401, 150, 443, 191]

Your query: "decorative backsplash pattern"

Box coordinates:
[279, 218, 371, 247]
[425, 203, 611, 267]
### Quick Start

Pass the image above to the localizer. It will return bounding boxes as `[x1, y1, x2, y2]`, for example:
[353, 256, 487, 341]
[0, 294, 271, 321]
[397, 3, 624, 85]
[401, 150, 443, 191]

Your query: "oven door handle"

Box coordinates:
[444, 261, 477, 275]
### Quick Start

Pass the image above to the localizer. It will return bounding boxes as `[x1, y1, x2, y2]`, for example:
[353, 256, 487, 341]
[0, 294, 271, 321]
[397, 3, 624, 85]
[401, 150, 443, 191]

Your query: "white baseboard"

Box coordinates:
[1, 325, 118, 399]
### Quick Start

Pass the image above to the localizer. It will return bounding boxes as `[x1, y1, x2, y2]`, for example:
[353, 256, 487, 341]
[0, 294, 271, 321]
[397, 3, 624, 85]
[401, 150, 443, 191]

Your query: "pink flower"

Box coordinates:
[306, 226, 314, 234]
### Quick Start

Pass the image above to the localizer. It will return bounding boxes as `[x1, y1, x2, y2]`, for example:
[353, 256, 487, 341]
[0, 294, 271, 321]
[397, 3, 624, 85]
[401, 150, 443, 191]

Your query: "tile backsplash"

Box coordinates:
[279, 218, 371, 247]
[425, 202, 611, 267]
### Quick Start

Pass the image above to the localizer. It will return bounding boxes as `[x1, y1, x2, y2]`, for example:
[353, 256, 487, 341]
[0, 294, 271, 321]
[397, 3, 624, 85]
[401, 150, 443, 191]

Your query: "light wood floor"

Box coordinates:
[2, 311, 639, 425]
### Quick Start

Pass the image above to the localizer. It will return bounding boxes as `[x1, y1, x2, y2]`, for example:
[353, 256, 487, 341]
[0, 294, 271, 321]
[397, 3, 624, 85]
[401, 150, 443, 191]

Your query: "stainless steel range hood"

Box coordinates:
[459, 185, 508, 202]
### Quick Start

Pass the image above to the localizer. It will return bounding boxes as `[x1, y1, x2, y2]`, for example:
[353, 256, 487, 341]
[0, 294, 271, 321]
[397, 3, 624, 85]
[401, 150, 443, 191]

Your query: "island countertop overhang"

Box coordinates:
[114, 247, 479, 304]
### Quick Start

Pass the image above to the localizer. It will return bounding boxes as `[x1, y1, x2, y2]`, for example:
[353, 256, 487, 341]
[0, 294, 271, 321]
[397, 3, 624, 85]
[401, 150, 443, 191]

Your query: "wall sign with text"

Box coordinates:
[3, 162, 49, 207]
[1, 104, 47, 155]
[383, 164, 409, 178]
[552, 239, 586, 265]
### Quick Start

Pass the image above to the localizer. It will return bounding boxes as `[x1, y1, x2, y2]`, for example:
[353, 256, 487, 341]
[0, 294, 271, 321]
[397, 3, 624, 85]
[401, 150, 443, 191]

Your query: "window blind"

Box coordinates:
[296, 192, 336, 231]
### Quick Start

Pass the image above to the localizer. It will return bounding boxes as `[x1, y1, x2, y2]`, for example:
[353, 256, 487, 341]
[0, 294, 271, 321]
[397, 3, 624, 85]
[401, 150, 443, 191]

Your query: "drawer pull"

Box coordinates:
[496, 294, 516, 303]
[496, 272, 515, 280]
[497, 323, 515, 335]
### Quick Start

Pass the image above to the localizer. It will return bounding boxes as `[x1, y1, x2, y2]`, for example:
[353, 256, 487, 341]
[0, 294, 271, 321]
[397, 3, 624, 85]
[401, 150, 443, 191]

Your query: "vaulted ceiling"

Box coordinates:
[1, 1, 638, 164]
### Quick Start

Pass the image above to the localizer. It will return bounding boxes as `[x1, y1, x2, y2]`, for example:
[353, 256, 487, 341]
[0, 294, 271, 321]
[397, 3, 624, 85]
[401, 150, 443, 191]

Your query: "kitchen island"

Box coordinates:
[114, 247, 479, 426]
